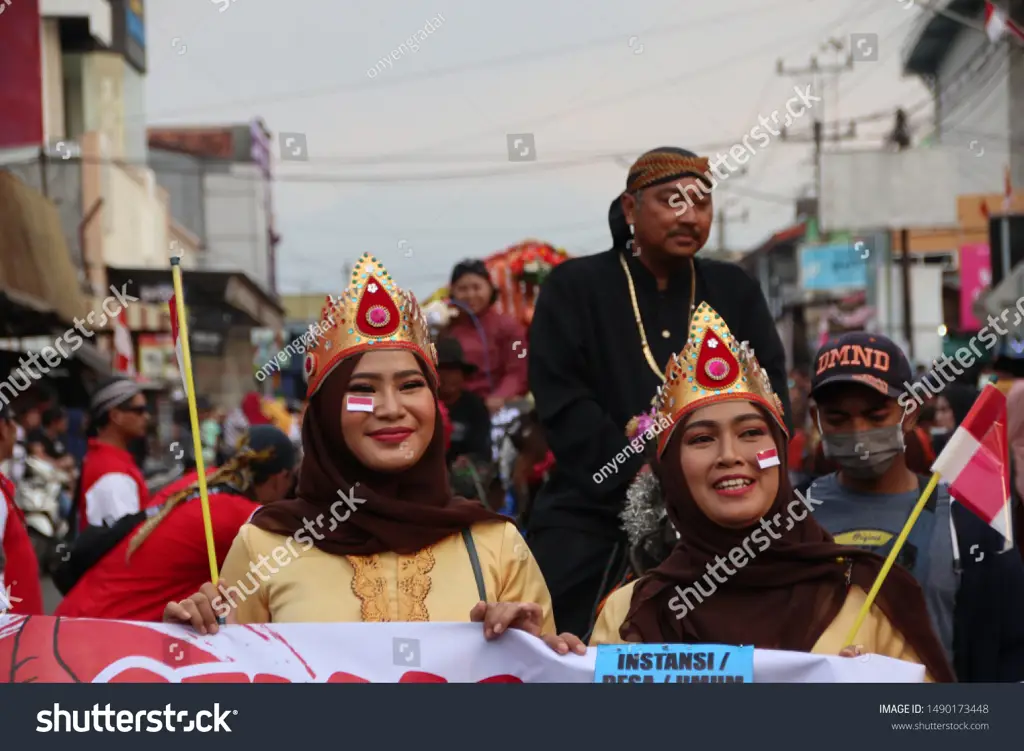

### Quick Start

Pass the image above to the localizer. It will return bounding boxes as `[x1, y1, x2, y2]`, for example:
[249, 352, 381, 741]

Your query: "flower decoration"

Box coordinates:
[626, 407, 659, 441]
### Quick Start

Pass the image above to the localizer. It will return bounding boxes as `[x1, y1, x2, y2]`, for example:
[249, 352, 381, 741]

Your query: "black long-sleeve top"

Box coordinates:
[527, 247, 792, 536]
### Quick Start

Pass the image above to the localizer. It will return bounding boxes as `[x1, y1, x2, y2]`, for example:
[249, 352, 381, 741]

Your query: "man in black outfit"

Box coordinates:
[27, 406, 75, 474]
[527, 146, 792, 636]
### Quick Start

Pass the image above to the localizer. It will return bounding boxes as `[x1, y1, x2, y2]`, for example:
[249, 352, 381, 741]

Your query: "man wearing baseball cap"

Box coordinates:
[805, 332, 1024, 682]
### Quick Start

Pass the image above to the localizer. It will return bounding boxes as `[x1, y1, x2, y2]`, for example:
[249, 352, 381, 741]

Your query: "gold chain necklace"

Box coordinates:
[619, 252, 696, 382]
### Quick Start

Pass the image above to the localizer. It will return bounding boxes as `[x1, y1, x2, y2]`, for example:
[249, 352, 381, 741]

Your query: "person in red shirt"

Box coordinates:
[445, 259, 529, 412]
[76, 378, 151, 531]
[55, 425, 296, 621]
[0, 403, 44, 615]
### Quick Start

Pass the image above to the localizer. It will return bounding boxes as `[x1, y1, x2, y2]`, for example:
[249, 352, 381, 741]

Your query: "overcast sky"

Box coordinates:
[140, 0, 934, 298]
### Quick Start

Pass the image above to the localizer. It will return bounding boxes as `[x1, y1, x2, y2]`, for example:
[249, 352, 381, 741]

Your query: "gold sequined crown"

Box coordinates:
[654, 302, 787, 455]
[303, 253, 437, 398]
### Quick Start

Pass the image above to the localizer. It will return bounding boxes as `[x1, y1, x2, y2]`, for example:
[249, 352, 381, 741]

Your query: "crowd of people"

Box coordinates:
[2, 145, 1024, 682]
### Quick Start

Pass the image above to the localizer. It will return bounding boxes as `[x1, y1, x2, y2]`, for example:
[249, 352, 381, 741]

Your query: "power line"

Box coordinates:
[134, 0, 808, 127]
[309, 4, 873, 170]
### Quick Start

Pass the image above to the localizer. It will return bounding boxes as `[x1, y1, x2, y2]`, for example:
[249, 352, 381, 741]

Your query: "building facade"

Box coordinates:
[903, 0, 1024, 191]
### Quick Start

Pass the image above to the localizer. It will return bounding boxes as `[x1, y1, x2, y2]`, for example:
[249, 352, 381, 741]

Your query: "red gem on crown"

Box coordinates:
[355, 276, 400, 338]
[695, 329, 739, 390]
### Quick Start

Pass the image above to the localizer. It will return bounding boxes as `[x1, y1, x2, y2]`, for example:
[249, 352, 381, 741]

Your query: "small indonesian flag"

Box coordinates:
[985, 1, 1024, 44]
[112, 309, 135, 375]
[931, 385, 1013, 544]
[168, 294, 189, 395]
[346, 395, 374, 413]
[756, 448, 780, 469]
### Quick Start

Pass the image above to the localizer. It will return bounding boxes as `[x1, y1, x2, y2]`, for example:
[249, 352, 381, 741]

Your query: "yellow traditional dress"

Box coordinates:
[219, 520, 553, 631]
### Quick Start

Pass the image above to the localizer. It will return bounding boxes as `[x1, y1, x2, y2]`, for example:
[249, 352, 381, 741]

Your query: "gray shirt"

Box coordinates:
[807, 473, 958, 665]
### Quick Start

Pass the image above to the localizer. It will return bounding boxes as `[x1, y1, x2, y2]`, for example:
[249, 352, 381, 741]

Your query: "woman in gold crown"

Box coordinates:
[163, 254, 578, 651]
[588, 303, 955, 682]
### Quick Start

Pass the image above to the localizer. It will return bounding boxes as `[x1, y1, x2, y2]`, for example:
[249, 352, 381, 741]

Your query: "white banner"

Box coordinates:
[0, 616, 924, 683]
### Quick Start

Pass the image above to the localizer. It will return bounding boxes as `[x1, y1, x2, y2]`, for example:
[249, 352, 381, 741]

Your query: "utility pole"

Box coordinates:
[776, 53, 857, 216]
[717, 206, 749, 253]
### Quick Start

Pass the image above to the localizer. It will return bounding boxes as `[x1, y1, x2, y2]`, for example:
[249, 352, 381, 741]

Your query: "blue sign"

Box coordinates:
[800, 243, 868, 291]
[127, 0, 145, 48]
[594, 643, 753, 684]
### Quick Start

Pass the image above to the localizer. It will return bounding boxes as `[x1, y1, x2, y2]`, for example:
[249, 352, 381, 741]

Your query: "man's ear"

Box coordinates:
[620, 192, 637, 226]
[901, 400, 919, 432]
[809, 403, 819, 431]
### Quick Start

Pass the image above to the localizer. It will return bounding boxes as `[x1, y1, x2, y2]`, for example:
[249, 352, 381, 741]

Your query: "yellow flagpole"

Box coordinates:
[843, 472, 940, 646]
[170, 255, 220, 586]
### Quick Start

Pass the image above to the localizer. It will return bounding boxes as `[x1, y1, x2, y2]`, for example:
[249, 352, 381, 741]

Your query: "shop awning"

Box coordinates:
[105, 267, 284, 330]
[0, 171, 89, 325]
[0, 334, 113, 378]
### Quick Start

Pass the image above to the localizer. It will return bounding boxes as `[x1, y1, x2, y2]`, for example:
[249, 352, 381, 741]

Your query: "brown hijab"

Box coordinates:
[622, 413, 956, 682]
[250, 353, 506, 555]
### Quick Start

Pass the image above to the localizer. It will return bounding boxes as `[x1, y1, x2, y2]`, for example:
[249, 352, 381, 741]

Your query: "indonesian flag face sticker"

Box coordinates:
[346, 395, 374, 413]
[756, 448, 780, 469]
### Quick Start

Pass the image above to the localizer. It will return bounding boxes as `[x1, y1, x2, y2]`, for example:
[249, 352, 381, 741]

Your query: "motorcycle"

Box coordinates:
[15, 456, 72, 573]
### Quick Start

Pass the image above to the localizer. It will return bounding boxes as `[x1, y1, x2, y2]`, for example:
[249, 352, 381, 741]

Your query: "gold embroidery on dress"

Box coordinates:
[397, 547, 435, 621]
[347, 554, 390, 622]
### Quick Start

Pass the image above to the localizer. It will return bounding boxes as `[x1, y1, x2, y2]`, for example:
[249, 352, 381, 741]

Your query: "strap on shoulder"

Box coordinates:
[461, 528, 487, 601]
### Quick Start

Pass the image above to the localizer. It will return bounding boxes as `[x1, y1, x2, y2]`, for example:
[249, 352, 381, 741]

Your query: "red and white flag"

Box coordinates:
[345, 395, 374, 413]
[931, 384, 1013, 544]
[985, 1, 1024, 44]
[756, 448, 780, 469]
[168, 294, 189, 395]
[112, 309, 135, 375]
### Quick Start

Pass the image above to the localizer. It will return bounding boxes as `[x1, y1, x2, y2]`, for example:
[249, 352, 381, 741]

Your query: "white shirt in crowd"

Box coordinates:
[9, 424, 26, 483]
[85, 473, 141, 527]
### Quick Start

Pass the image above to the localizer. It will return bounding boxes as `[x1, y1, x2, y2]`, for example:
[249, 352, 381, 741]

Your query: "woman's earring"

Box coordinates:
[627, 224, 641, 257]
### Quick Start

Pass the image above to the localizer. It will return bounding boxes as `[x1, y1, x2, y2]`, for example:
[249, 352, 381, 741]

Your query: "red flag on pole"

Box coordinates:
[931, 385, 1013, 543]
[168, 294, 189, 395]
[112, 309, 135, 375]
[985, 1, 1024, 44]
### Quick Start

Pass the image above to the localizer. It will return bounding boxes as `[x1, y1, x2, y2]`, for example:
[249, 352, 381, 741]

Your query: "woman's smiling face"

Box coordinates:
[676, 400, 780, 528]
[339, 349, 436, 472]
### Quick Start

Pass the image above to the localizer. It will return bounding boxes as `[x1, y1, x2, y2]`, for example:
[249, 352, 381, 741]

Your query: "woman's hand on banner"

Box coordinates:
[839, 644, 867, 659]
[469, 600, 545, 639]
[540, 632, 587, 656]
[162, 582, 237, 634]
